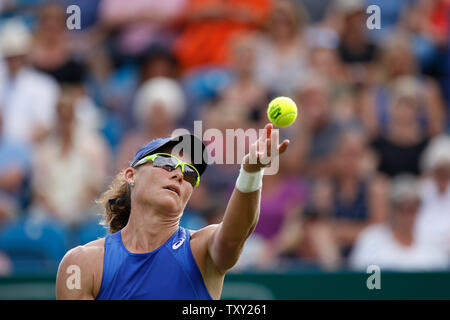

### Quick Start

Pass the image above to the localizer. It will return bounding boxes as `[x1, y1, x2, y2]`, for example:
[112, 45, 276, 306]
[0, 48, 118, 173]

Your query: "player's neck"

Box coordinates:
[121, 207, 180, 253]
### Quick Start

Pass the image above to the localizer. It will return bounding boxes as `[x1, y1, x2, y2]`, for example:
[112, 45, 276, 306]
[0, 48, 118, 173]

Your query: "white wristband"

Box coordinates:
[235, 165, 264, 193]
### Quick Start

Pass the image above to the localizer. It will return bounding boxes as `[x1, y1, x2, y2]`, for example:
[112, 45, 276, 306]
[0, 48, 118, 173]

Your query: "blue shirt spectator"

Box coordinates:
[0, 112, 32, 211]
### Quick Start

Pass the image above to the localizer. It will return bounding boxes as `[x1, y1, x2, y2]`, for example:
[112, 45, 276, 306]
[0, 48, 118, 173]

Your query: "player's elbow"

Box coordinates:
[210, 239, 245, 273]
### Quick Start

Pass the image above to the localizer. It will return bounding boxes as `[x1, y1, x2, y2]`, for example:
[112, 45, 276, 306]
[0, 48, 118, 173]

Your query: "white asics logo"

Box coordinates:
[172, 239, 185, 250]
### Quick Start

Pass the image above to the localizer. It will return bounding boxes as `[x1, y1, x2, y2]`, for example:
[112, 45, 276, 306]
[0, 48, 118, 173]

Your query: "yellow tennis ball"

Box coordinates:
[267, 96, 298, 127]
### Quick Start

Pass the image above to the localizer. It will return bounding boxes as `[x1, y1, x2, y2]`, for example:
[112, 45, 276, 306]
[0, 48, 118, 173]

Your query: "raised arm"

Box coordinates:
[207, 123, 290, 272]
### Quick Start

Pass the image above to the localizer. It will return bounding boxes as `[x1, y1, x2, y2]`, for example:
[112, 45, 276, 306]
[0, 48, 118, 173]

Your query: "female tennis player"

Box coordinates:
[56, 123, 289, 300]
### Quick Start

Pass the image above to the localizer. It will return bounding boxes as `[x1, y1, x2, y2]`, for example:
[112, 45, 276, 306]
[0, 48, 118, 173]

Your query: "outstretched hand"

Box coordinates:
[242, 123, 290, 173]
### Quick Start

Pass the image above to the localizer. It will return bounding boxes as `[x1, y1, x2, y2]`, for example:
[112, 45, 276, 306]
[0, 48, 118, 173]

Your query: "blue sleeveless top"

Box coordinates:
[96, 226, 212, 300]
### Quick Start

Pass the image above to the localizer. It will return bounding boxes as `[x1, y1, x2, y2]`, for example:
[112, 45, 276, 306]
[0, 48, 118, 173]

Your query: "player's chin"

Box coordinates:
[158, 193, 182, 212]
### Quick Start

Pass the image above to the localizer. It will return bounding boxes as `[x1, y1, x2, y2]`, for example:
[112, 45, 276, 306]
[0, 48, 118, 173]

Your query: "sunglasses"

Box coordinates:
[132, 153, 200, 188]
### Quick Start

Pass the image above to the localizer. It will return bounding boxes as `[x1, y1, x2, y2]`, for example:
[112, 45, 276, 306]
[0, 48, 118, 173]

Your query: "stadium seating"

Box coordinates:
[0, 216, 68, 275]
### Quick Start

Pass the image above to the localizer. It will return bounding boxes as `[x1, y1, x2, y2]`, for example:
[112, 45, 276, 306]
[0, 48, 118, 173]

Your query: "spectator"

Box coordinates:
[99, 0, 187, 62]
[0, 18, 59, 145]
[334, 0, 379, 88]
[138, 46, 181, 83]
[287, 73, 343, 178]
[363, 0, 414, 44]
[115, 77, 186, 170]
[84, 46, 137, 151]
[254, 172, 308, 246]
[31, 88, 110, 226]
[329, 129, 388, 257]
[30, 3, 104, 136]
[173, 0, 272, 72]
[278, 129, 387, 268]
[248, 172, 310, 270]
[361, 36, 445, 138]
[415, 135, 450, 256]
[220, 33, 268, 119]
[268, 177, 342, 271]
[30, 2, 86, 85]
[307, 43, 347, 89]
[137, 46, 185, 126]
[198, 97, 248, 196]
[0, 107, 32, 212]
[227, 157, 310, 271]
[335, 0, 378, 65]
[370, 76, 440, 177]
[349, 174, 449, 271]
[402, 0, 449, 74]
[253, 0, 309, 96]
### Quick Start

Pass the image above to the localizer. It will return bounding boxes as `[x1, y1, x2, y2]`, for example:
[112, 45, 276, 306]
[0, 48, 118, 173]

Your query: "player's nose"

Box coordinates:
[170, 166, 184, 183]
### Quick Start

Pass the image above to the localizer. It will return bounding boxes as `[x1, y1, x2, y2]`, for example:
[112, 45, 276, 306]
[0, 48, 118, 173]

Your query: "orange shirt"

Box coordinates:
[173, 0, 271, 72]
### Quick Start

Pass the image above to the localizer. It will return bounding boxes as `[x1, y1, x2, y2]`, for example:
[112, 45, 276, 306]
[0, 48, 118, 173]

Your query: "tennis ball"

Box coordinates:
[267, 96, 298, 127]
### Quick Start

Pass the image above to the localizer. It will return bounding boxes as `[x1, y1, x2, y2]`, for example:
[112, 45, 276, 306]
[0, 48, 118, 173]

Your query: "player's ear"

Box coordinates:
[124, 167, 136, 186]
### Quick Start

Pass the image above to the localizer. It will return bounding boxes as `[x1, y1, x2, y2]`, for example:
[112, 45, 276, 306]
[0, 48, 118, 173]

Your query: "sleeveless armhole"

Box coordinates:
[166, 227, 213, 300]
[95, 232, 116, 300]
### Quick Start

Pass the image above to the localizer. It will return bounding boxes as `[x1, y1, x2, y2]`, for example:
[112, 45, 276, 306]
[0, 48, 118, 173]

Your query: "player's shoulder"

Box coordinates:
[59, 238, 105, 270]
[189, 224, 219, 241]
[188, 224, 220, 254]
[56, 238, 106, 299]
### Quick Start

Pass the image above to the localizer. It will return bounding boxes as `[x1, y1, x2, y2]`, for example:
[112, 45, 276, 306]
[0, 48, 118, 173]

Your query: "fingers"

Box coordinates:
[278, 139, 290, 155]
[256, 123, 271, 153]
[259, 123, 272, 143]
[266, 126, 278, 157]
[265, 123, 273, 139]
[249, 140, 258, 164]
[253, 123, 289, 166]
[261, 125, 285, 159]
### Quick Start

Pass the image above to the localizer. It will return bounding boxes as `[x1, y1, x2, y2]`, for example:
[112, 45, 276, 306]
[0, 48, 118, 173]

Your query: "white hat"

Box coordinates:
[390, 174, 420, 206]
[0, 19, 31, 58]
[133, 77, 186, 124]
[421, 135, 450, 172]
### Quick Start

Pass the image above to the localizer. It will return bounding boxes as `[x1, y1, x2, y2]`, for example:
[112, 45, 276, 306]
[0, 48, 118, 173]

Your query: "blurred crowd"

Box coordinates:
[0, 0, 448, 275]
